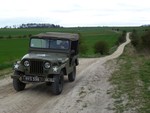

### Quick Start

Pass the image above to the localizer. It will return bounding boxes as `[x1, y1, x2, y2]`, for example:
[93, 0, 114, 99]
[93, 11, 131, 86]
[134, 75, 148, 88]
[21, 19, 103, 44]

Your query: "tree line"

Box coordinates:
[19, 23, 61, 28]
[1, 23, 62, 29]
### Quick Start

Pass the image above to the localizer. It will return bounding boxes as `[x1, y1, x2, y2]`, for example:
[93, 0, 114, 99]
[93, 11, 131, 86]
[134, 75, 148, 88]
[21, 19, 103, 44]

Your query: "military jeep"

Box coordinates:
[11, 32, 79, 95]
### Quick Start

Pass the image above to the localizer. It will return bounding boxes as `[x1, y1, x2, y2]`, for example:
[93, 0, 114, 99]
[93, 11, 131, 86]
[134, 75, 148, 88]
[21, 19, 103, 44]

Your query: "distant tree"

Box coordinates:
[18, 35, 22, 38]
[131, 29, 140, 47]
[117, 30, 127, 45]
[28, 34, 32, 37]
[117, 28, 119, 31]
[117, 36, 125, 45]
[18, 23, 61, 28]
[23, 35, 27, 38]
[7, 35, 12, 39]
[141, 31, 150, 50]
[94, 41, 109, 55]
[145, 29, 149, 32]
[13, 25, 17, 28]
[4, 26, 9, 29]
[122, 30, 127, 37]
[0, 36, 4, 39]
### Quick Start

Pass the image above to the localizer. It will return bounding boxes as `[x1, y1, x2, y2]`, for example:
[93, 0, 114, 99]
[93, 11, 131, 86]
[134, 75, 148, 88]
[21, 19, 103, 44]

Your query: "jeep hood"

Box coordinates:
[22, 53, 68, 63]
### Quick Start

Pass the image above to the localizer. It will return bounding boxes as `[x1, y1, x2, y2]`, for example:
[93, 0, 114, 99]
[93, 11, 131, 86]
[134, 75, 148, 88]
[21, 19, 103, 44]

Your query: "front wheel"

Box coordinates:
[51, 71, 64, 95]
[13, 79, 26, 91]
[68, 66, 76, 82]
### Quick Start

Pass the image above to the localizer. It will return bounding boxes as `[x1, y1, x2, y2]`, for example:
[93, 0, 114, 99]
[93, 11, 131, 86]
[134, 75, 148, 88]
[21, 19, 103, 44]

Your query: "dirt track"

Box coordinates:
[0, 33, 130, 113]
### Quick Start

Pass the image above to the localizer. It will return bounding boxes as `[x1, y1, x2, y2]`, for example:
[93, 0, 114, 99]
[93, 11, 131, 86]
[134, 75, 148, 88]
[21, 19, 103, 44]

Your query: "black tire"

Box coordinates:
[51, 71, 64, 95]
[13, 78, 26, 91]
[68, 66, 76, 82]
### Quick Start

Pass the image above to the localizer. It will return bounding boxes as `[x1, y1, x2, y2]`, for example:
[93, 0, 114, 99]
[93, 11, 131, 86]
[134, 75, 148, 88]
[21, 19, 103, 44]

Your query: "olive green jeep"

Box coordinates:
[11, 32, 79, 95]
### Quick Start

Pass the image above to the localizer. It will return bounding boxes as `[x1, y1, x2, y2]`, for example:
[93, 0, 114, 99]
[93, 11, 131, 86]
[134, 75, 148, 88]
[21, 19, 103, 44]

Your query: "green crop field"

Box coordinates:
[0, 27, 122, 70]
[0, 38, 29, 69]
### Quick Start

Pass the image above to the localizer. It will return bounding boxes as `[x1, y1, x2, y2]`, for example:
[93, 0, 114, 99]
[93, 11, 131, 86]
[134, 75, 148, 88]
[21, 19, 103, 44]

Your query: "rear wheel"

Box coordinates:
[13, 78, 26, 91]
[68, 66, 76, 82]
[51, 71, 64, 95]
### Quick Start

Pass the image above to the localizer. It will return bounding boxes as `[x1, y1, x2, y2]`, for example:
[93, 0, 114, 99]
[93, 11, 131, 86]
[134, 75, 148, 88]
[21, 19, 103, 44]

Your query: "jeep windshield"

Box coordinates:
[30, 38, 69, 50]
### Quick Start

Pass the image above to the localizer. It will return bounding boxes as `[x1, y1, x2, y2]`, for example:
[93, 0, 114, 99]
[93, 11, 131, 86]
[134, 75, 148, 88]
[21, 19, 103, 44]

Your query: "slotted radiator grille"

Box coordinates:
[30, 60, 43, 74]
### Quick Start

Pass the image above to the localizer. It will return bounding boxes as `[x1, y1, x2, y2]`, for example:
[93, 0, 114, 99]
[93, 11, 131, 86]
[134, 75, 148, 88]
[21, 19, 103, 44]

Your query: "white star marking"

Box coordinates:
[53, 67, 58, 72]
[14, 64, 19, 69]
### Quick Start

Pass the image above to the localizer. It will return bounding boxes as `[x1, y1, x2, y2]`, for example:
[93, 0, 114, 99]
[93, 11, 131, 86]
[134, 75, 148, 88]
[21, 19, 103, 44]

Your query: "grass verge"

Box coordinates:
[109, 44, 150, 113]
[0, 68, 12, 78]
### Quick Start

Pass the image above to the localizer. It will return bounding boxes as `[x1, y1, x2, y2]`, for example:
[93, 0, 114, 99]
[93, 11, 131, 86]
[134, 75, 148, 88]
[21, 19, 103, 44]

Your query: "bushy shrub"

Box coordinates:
[131, 29, 140, 47]
[131, 30, 150, 52]
[94, 41, 109, 55]
[122, 30, 127, 37]
[117, 30, 127, 45]
[7, 35, 12, 39]
[28, 34, 32, 37]
[23, 35, 27, 38]
[141, 31, 150, 50]
[0, 36, 4, 39]
[18, 35, 22, 38]
[118, 36, 125, 44]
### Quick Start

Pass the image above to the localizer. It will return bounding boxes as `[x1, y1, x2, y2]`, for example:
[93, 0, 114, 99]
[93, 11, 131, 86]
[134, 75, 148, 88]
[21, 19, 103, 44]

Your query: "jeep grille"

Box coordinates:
[30, 61, 43, 74]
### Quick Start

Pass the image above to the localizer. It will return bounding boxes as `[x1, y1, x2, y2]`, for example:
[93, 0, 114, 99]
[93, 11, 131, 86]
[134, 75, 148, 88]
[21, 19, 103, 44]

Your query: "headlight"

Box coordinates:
[24, 60, 30, 67]
[44, 62, 51, 69]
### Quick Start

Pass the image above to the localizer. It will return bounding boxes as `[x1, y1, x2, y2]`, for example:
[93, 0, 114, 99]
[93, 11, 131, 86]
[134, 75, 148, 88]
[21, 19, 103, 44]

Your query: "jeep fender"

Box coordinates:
[75, 59, 79, 66]
[71, 58, 78, 66]
[13, 61, 24, 72]
[52, 63, 66, 74]
[11, 71, 22, 79]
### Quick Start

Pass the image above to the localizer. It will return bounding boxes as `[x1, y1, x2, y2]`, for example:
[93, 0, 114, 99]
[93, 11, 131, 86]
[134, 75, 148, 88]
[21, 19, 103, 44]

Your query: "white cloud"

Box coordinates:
[0, 0, 150, 27]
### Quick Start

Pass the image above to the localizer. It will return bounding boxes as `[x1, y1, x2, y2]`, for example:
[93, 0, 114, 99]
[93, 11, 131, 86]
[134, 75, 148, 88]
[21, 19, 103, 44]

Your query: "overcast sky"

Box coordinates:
[0, 0, 150, 27]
